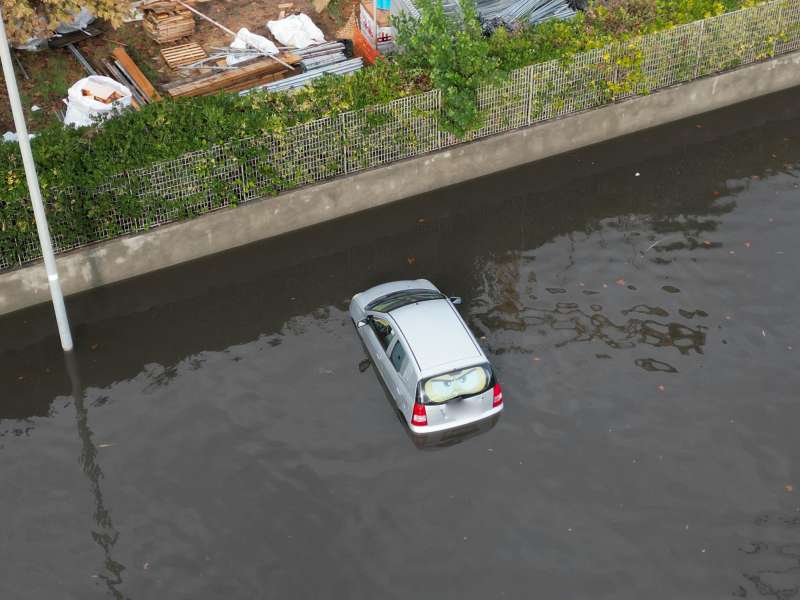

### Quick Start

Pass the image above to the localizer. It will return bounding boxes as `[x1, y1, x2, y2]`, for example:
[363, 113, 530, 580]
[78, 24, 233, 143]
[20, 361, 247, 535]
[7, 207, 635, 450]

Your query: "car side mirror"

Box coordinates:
[449, 296, 463, 306]
[357, 315, 372, 328]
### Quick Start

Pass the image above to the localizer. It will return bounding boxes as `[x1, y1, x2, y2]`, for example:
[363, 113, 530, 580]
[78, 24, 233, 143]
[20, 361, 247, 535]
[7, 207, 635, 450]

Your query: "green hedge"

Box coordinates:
[0, 0, 784, 266]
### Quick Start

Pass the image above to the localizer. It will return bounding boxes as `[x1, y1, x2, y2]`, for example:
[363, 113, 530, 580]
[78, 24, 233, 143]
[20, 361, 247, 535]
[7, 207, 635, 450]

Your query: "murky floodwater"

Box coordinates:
[2, 88, 800, 599]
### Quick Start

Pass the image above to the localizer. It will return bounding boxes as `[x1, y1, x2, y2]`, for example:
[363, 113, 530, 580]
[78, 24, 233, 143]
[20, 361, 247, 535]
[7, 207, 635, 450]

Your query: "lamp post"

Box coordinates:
[0, 8, 74, 351]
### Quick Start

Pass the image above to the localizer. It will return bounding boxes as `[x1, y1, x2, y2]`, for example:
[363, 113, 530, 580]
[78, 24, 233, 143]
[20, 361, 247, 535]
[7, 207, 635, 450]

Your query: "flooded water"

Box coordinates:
[2, 87, 800, 599]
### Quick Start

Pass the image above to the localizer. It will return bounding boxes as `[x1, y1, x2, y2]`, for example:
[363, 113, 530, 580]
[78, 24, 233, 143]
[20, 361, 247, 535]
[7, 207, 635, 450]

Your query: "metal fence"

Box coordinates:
[2, 0, 800, 271]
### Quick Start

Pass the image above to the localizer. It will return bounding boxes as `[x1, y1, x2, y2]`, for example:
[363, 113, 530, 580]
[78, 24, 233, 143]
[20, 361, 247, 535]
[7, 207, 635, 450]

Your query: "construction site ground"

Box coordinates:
[0, 0, 355, 132]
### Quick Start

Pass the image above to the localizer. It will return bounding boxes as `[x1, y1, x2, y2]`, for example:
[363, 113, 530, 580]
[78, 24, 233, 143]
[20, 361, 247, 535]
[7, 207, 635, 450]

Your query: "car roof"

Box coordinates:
[389, 299, 484, 374]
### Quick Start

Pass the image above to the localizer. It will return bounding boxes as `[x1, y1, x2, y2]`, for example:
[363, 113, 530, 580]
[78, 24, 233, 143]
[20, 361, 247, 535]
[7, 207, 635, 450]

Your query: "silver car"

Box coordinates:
[350, 279, 504, 434]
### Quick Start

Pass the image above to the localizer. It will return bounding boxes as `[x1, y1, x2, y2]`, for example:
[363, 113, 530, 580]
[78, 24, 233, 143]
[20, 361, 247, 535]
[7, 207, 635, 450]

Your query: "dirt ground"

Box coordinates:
[0, 0, 355, 132]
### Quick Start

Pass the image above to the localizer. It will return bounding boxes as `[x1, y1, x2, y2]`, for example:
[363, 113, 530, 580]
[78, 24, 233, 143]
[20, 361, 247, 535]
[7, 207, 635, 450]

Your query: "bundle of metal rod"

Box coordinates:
[300, 51, 347, 70]
[242, 57, 363, 95]
[293, 41, 346, 58]
[392, 0, 421, 18]
[398, 0, 574, 25]
[476, 0, 574, 23]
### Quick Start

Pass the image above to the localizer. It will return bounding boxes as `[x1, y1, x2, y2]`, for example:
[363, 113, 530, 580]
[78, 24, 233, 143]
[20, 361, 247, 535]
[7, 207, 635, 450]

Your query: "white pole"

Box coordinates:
[0, 9, 74, 351]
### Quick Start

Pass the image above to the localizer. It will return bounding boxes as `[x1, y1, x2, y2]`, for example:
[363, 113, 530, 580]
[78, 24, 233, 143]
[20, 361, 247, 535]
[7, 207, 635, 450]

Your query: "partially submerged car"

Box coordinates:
[350, 280, 503, 434]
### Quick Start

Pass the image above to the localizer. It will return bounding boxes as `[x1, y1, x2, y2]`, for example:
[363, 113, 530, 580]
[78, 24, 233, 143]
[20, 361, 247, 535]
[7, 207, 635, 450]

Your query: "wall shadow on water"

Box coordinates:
[1, 86, 799, 425]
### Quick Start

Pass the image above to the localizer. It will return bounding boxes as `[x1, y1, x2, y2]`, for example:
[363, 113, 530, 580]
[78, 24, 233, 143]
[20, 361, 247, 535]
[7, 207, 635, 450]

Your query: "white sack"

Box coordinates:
[267, 14, 325, 49]
[64, 76, 132, 128]
[230, 28, 279, 55]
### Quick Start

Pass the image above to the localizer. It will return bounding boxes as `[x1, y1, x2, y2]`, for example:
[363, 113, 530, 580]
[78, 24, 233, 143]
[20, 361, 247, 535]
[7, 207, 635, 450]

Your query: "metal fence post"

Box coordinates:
[693, 20, 706, 79]
[774, 0, 786, 56]
[339, 113, 349, 175]
[526, 66, 535, 126]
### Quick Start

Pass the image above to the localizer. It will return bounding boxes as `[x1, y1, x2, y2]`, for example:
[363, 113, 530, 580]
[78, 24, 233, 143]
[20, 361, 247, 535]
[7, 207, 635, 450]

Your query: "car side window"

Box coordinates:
[390, 341, 407, 372]
[369, 316, 395, 351]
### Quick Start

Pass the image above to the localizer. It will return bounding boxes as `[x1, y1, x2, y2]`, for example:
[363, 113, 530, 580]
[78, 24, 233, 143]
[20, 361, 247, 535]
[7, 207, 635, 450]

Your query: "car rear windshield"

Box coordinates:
[420, 365, 492, 405]
[366, 289, 445, 313]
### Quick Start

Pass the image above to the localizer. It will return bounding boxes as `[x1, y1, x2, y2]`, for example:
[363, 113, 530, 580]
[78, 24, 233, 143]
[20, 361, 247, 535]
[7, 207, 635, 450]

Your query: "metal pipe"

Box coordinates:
[0, 8, 74, 351]
[12, 48, 29, 80]
[66, 42, 96, 76]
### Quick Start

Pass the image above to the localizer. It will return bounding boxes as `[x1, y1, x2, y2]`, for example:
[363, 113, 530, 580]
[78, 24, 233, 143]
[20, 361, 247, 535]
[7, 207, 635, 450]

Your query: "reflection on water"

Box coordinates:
[1, 88, 800, 599]
[65, 353, 127, 598]
[477, 298, 706, 356]
[736, 512, 800, 598]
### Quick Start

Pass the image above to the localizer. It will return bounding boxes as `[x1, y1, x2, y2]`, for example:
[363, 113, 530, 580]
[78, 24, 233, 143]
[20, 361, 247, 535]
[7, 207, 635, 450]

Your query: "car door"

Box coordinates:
[387, 338, 414, 414]
[360, 313, 398, 401]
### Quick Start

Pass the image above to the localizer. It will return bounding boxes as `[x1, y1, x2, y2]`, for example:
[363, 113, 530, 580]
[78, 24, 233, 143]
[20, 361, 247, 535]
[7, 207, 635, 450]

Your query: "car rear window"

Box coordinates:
[421, 365, 491, 404]
[366, 289, 444, 313]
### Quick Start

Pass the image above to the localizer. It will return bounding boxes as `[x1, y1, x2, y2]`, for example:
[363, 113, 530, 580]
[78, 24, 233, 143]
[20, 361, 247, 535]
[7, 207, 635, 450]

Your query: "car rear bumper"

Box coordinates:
[408, 403, 503, 435]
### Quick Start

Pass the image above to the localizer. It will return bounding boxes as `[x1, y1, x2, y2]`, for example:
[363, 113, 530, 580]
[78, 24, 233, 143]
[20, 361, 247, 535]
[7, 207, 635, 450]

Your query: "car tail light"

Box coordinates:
[411, 402, 428, 426]
[492, 383, 503, 407]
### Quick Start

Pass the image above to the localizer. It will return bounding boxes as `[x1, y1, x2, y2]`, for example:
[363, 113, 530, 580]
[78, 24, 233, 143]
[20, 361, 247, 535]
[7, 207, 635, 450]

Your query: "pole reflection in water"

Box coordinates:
[64, 351, 127, 599]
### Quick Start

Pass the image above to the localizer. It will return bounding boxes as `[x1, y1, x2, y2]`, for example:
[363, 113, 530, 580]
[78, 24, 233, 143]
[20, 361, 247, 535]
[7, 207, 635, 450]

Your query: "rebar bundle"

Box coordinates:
[243, 57, 365, 94]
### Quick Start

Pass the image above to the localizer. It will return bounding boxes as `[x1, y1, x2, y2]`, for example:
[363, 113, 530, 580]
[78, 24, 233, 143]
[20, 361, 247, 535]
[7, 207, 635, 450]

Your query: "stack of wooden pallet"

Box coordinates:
[142, 0, 196, 44]
[162, 54, 302, 97]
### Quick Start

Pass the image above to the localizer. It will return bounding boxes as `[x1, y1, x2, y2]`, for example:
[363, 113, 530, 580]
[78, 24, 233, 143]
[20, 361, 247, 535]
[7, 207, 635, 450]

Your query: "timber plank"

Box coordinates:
[165, 54, 299, 97]
[111, 47, 162, 101]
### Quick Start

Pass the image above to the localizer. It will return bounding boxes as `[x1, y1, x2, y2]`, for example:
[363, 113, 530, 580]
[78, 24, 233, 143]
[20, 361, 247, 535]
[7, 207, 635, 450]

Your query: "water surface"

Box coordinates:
[2, 88, 800, 599]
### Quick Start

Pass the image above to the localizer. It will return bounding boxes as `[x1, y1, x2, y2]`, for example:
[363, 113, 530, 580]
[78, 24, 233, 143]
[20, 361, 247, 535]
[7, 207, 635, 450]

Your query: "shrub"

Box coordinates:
[394, 0, 501, 136]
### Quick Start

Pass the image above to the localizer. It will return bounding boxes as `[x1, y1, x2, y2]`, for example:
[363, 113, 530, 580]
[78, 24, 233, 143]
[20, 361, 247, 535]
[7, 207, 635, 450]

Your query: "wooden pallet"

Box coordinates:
[142, 3, 195, 44]
[161, 42, 207, 69]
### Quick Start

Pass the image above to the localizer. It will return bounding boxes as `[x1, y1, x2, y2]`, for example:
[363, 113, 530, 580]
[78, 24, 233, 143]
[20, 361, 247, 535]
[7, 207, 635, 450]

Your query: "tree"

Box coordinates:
[394, 0, 501, 137]
[0, 0, 130, 43]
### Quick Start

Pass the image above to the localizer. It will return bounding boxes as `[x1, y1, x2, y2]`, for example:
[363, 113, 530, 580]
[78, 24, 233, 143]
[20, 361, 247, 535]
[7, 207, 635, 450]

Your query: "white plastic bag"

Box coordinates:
[267, 14, 325, 49]
[55, 8, 96, 34]
[64, 76, 132, 128]
[2, 131, 37, 144]
[230, 28, 279, 55]
[15, 8, 96, 51]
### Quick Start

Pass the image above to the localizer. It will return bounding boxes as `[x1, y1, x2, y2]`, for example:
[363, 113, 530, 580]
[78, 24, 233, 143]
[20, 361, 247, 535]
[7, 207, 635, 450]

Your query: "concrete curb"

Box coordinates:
[2, 51, 799, 315]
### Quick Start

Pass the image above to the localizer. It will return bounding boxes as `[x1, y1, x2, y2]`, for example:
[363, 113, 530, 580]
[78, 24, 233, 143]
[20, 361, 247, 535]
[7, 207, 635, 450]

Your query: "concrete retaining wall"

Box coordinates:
[2, 51, 800, 316]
